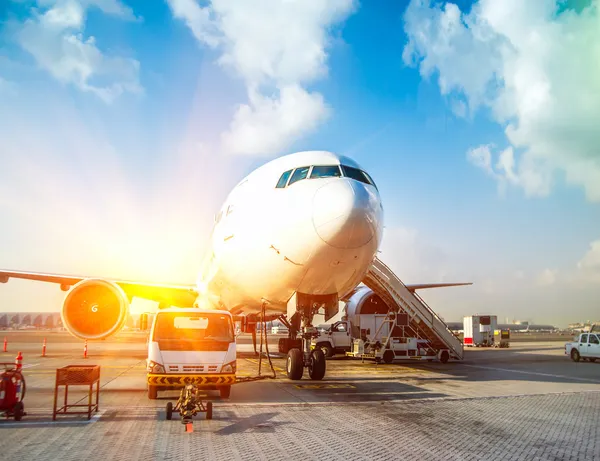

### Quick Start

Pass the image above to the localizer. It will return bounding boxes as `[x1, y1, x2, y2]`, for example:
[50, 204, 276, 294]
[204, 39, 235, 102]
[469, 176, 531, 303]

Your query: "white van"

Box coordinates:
[146, 307, 237, 400]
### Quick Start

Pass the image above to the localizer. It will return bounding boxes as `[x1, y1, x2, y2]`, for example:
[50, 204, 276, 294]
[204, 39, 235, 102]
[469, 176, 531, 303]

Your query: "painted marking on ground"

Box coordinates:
[464, 364, 600, 383]
[244, 358, 286, 373]
[0, 410, 106, 427]
[293, 383, 356, 389]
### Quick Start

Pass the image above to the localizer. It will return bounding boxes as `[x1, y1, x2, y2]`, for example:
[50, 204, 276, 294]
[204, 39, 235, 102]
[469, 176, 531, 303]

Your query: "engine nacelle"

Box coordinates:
[61, 279, 129, 341]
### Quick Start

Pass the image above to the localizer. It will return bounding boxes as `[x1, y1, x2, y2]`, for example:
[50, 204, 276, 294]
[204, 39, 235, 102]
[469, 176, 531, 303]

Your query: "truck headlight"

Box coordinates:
[222, 361, 236, 373]
[147, 360, 165, 374]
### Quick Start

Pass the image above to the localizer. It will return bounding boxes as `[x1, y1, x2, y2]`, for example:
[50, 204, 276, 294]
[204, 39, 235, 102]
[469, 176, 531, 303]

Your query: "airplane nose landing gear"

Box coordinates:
[307, 349, 326, 380]
[286, 321, 326, 381]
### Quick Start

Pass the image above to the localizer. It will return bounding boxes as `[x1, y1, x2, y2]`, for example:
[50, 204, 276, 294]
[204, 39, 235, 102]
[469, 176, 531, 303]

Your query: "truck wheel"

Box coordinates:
[440, 350, 450, 364]
[219, 386, 231, 399]
[148, 385, 158, 400]
[13, 402, 24, 421]
[308, 349, 326, 380]
[383, 350, 394, 364]
[286, 348, 304, 380]
[319, 343, 334, 358]
[571, 349, 580, 362]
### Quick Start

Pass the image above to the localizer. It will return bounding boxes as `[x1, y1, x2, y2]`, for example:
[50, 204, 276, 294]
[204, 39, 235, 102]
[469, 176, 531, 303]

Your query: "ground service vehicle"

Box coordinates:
[493, 329, 510, 348]
[311, 320, 353, 357]
[463, 315, 497, 347]
[146, 308, 237, 400]
[565, 333, 600, 362]
[344, 311, 449, 363]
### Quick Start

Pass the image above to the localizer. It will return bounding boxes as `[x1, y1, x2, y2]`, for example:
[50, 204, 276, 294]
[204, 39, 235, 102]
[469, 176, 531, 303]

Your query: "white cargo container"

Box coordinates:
[463, 315, 497, 347]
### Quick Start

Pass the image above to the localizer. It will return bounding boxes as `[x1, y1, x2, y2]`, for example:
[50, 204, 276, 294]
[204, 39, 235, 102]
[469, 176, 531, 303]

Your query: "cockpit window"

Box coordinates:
[276, 163, 377, 189]
[341, 165, 377, 188]
[276, 169, 293, 188]
[288, 166, 310, 185]
[310, 165, 341, 179]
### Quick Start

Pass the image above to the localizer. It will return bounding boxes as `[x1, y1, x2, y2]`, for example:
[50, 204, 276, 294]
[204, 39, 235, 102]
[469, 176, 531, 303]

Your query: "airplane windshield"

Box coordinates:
[288, 166, 310, 185]
[153, 312, 234, 342]
[276, 164, 377, 189]
[276, 169, 293, 188]
[340, 165, 377, 188]
[310, 165, 341, 178]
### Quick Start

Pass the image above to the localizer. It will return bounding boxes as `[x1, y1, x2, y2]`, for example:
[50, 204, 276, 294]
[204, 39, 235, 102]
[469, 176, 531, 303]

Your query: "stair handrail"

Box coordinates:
[367, 257, 463, 358]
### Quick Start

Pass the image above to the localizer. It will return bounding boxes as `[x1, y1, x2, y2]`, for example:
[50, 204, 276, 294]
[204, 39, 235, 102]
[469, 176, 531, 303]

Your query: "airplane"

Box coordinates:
[0, 150, 470, 381]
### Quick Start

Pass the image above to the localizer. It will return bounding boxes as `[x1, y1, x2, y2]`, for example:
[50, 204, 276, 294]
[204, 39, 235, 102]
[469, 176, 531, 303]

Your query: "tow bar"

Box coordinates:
[166, 384, 212, 431]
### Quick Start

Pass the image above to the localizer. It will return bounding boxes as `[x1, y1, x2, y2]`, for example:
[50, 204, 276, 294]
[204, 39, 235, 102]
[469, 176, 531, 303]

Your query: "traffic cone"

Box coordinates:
[41, 338, 47, 357]
[3, 337, 6, 352]
[15, 351, 23, 371]
[83, 340, 88, 359]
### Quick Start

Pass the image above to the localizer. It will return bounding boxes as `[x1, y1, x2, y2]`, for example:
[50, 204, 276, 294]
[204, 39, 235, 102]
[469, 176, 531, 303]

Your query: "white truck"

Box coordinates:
[145, 307, 238, 400]
[463, 315, 497, 347]
[311, 320, 353, 357]
[565, 332, 600, 362]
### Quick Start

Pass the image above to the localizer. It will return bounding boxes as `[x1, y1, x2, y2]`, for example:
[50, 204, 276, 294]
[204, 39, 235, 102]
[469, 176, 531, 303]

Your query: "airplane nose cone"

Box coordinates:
[312, 179, 381, 249]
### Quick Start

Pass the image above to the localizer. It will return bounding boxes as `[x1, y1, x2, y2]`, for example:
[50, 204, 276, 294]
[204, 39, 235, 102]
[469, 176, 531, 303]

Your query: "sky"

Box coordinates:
[0, 0, 599, 327]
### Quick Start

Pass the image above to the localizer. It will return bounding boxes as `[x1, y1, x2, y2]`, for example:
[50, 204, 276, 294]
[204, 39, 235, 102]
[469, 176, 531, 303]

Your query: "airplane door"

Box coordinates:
[587, 334, 600, 359]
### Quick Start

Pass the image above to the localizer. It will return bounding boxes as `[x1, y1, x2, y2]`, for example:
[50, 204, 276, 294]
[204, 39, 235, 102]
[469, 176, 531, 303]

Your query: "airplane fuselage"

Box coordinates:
[196, 151, 384, 317]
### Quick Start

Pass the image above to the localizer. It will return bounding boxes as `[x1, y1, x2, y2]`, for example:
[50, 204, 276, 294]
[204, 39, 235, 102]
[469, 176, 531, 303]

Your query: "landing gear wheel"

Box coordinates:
[320, 343, 334, 358]
[571, 349, 580, 362]
[383, 350, 394, 364]
[219, 386, 231, 399]
[148, 385, 158, 400]
[166, 402, 173, 420]
[308, 349, 326, 381]
[206, 401, 213, 420]
[440, 350, 450, 364]
[286, 348, 304, 380]
[13, 402, 24, 421]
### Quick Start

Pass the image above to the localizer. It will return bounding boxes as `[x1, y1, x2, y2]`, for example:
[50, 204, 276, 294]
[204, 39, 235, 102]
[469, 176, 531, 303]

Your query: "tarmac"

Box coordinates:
[0, 331, 599, 460]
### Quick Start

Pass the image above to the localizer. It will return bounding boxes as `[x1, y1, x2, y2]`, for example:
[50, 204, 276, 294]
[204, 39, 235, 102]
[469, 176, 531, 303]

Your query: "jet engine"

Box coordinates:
[61, 279, 129, 340]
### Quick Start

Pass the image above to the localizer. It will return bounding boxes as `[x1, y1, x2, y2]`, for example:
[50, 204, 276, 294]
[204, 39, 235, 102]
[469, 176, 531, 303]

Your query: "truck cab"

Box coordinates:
[146, 308, 237, 400]
[565, 333, 600, 362]
[311, 321, 353, 357]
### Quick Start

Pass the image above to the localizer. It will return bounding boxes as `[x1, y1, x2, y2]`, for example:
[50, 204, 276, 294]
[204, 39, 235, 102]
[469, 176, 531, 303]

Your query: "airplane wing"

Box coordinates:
[405, 282, 472, 292]
[0, 269, 198, 307]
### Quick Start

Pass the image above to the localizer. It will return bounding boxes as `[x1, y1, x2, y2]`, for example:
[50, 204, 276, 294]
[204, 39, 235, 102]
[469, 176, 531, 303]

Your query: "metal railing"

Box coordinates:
[365, 257, 463, 360]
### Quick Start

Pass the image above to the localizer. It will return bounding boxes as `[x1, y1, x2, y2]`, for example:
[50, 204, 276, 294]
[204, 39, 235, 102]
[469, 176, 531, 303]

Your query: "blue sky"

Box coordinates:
[1, 0, 599, 326]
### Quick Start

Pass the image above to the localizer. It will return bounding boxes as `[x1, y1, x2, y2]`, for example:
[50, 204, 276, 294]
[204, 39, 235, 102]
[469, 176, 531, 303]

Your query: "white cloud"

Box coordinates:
[576, 239, 600, 284]
[535, 268, 558, 287]
[378, 227, 453, 283]
[403, 0, 600, 202]
[167, 0, 357, 156]
[221, 85, 330, 156]
[15, 0, 142, 103]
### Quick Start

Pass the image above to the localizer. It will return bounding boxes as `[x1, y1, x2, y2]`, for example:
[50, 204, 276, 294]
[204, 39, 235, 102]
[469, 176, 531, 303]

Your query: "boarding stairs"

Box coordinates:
[363, 257, 464, 360]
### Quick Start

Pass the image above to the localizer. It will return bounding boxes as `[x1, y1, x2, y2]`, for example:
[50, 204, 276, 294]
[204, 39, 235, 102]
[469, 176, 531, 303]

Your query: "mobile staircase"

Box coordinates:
[363, 257, 464, 362]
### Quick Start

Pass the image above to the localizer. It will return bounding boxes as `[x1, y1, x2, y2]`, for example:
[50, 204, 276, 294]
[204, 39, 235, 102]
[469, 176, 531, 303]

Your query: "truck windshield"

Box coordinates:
[153, 312, 234, 342]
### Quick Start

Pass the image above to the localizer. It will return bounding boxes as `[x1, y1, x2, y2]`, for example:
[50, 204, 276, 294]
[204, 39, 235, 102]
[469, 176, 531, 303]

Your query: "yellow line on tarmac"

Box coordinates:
[244, 358, 286, 373]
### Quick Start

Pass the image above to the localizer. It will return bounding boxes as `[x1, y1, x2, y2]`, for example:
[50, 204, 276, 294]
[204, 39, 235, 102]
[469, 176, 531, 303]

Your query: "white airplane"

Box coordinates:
[0, 150, 468, 380]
